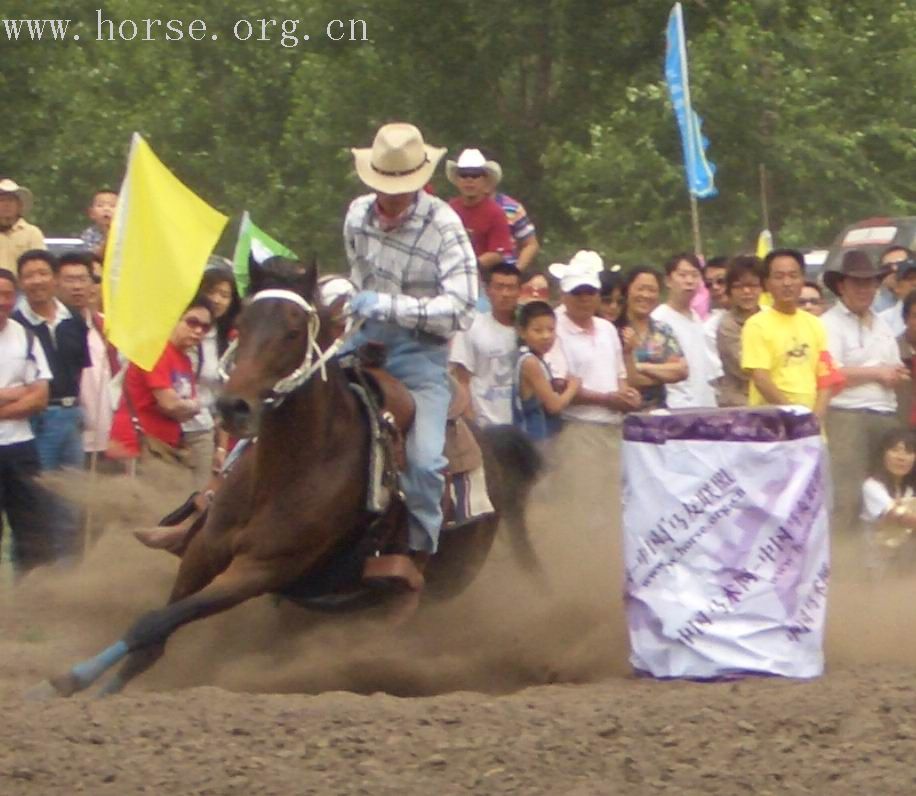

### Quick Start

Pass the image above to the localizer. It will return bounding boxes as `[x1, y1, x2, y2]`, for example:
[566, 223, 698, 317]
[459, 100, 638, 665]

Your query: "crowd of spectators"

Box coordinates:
[0, 178, 245, 576]
[1, 162, 915, 582]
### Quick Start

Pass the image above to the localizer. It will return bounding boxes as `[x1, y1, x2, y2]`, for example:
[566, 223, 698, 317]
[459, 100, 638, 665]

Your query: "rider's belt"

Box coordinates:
[408, 328, 447, 347]
[49, 396, 79, 407]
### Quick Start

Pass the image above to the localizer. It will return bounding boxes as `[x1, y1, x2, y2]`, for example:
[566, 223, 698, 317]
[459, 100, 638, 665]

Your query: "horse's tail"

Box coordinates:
[476, 423, 544, 574]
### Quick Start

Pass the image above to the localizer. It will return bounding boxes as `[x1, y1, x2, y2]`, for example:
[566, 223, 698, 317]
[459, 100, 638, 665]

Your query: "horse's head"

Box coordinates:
[216, 257, 345, 437]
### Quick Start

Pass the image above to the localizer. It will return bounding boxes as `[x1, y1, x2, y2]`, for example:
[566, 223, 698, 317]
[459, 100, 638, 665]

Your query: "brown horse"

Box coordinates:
[34, 259, 542, 698]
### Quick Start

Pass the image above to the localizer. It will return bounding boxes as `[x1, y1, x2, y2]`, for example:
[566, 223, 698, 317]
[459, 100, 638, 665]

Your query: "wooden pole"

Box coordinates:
[759, 163, 770, 231]
[675, 4, 704, 257]
[689, 194, 703, 256]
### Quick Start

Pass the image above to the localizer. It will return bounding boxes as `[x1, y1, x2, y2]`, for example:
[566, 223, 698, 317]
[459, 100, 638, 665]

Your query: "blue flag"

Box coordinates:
[665, 3, 717, 198]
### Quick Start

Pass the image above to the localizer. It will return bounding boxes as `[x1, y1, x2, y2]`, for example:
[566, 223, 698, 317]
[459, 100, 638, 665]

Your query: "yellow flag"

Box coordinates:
[755, 229, 773, 259]
[103, 134, 228, 370]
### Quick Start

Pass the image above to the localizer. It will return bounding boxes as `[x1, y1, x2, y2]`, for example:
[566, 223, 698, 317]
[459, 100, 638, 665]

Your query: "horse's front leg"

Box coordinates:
[95, 534, 226, 696]
[38, 555, 293, 698]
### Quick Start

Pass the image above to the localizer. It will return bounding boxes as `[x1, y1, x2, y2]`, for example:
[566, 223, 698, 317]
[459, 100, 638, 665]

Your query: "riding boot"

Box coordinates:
[362, 498, 427, 590]
[135, 491, 213, 556]
[384, 552, 429, 626]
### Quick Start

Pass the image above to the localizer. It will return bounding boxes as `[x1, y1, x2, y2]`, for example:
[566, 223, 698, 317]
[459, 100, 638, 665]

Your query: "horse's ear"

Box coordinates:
[247, 253, 265, 297]
[299, 257, 319, 303]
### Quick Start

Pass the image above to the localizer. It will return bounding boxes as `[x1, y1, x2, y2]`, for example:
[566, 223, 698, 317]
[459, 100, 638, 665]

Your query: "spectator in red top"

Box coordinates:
[446, 149, 514, 277]
[109, 296, 213, 476]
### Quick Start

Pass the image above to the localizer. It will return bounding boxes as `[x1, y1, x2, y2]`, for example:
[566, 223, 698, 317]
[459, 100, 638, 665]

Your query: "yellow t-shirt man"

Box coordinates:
[741, 308, 828, 410]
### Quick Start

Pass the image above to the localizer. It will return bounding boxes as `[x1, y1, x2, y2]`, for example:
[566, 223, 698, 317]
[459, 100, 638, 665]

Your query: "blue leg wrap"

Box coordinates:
[70, 640, 129, 689]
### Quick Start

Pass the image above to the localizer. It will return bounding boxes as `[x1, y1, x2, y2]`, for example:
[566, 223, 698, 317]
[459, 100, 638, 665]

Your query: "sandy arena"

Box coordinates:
[1, 465, 915, 795]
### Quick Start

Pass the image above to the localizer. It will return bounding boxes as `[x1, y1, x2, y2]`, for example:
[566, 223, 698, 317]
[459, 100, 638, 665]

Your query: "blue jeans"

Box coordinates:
[30, 405, 84, 563]
[0, 440, 55, 574]
[346, 321, 450, 553]
[31, 405, 84, 471]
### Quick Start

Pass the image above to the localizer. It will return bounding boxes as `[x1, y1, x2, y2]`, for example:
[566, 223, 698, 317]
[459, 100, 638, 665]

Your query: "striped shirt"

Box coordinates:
[344, 191, 478, 340]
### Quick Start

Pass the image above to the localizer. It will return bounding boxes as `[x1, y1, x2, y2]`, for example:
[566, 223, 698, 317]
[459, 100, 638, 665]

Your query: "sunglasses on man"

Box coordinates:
[457, 170, 486, 180]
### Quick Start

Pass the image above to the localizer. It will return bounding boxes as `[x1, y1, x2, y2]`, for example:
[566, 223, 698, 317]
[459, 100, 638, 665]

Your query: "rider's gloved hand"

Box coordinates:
[349, 290, 391, 321]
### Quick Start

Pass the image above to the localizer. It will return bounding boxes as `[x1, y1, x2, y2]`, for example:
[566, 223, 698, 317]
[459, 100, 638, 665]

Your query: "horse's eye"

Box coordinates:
[285, 330, 300, 342]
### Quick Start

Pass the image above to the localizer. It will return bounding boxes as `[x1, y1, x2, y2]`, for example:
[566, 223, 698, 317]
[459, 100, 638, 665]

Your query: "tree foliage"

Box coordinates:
[3, 0, 914, 269]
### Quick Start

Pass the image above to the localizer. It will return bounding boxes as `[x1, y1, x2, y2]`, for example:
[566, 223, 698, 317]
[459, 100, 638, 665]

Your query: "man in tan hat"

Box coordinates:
[821, 249, 907, 536]
[0, 179, 46, 271]
[344, 123, 477, 602]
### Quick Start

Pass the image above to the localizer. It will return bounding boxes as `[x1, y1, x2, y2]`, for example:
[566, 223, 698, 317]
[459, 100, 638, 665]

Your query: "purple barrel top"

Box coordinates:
[623, 407, 821, 445]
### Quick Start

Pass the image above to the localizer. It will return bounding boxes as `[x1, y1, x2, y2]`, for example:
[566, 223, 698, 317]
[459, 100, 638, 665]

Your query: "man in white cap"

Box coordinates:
[344, 123, 478, 596]
[548, 251, 640, 536]
[0, 179, 46, 271]
[445, 149, 514, 278]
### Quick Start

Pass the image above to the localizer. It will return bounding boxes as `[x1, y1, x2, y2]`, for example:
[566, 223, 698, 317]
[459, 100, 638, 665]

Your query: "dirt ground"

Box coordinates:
[1, 467, 915, 795]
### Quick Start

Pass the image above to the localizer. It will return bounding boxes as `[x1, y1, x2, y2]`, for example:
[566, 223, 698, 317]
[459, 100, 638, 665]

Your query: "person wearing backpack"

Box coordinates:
[0, 268, 55, 575]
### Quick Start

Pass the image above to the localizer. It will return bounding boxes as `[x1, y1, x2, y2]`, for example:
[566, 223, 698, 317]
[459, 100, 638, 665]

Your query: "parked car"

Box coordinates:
[801, 248, 829, 283]
[44, 237, 92, 257]
[823, 217, 916, 273]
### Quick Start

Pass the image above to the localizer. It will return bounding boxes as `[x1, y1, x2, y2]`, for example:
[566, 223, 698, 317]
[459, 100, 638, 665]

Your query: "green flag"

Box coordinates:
[232, 211, 296, 295]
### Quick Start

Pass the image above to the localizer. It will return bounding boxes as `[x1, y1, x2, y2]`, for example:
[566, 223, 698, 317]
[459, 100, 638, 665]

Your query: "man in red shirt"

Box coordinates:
[446, 149, 514, 279]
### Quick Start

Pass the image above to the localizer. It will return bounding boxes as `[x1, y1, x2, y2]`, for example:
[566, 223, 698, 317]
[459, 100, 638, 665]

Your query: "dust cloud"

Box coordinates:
[3, 451, 915, 700]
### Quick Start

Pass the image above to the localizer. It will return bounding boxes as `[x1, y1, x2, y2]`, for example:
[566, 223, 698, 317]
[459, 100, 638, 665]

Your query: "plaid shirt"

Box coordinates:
[344, 191, 478, 340]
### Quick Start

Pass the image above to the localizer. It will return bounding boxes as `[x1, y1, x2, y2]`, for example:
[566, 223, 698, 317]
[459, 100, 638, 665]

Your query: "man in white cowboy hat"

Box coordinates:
[547, 250, 640, 542]
[445, 149, 514, 277]
[821, 248, 907, 535]
[0, 179, 46, 271]
[344, 122, 477, 596]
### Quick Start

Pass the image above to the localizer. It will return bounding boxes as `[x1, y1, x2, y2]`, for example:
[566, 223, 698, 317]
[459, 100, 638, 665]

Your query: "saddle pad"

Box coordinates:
[444, 465, 494, 529]
[445, 417, 483, 474]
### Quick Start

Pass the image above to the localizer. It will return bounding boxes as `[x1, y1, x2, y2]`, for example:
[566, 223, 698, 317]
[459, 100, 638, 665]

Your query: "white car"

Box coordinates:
[44, 237, 92, 257]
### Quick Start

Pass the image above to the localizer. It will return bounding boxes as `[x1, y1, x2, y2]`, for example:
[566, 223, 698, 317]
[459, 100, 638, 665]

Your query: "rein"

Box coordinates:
[217, 289, 364, 407]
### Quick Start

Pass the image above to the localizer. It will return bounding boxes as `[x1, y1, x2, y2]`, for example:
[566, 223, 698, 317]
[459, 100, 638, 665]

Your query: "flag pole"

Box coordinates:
[758, 163, 770, 231]
[689, 194, 703, 256]
[676, 4, 703, 256]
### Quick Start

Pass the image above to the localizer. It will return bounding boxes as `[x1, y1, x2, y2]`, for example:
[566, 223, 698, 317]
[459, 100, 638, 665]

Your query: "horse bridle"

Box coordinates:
[217, 289, 363, 407]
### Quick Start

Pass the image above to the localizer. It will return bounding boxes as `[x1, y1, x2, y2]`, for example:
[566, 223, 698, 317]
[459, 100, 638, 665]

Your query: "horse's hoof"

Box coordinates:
[24, 679, 62, 702]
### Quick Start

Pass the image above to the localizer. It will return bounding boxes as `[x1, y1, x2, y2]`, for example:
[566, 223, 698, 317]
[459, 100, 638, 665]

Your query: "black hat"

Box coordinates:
[823, 250, 892, 296]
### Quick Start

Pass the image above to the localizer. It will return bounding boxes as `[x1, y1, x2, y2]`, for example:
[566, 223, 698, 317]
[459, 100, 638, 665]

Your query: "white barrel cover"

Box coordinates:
[622, 406, 829, 679]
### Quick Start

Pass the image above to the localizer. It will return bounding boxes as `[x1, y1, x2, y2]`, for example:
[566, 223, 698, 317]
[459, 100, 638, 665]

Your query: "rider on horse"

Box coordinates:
[344, 123, 478, 588]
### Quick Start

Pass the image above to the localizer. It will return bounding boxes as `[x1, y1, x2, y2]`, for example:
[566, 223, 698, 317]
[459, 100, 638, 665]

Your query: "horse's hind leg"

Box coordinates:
[96, 643, 165, 697]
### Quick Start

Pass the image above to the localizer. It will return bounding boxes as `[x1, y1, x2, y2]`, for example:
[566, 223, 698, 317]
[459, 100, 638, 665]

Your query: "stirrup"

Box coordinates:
[362, 554, 425, 592]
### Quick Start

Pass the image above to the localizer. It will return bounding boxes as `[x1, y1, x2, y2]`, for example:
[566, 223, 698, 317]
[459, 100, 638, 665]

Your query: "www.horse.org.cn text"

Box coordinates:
[1, 13, 370, 46]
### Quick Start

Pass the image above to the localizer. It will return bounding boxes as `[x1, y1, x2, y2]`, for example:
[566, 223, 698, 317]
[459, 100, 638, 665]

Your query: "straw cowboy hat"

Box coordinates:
[445, 148, 503, 187]
[0, 178, 33, 216]
[823, 249, 892, 296]
[351, 123, 446, 194]
[548, 250, 604, 292]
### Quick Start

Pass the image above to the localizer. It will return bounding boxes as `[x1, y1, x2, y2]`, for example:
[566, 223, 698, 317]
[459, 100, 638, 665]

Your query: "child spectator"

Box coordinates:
[80, 189, 118, 256]
[861, 429, 916, 575]
[512, 301, 580, 441]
